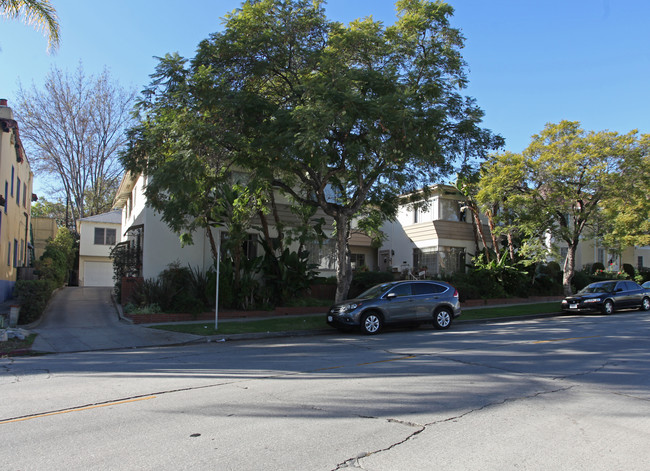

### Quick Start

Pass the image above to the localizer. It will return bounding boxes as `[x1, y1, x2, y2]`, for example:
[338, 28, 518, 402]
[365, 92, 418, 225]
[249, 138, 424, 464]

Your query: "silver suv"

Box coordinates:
[327, 280, 461, 335]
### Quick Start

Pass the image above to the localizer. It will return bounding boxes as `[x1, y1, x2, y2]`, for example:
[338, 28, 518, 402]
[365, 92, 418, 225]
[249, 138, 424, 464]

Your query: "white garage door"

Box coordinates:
[84, 261, 114, 287]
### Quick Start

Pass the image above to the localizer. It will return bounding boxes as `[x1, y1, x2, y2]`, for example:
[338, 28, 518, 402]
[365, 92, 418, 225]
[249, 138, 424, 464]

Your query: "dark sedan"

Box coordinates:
[562, 280, 650, 315]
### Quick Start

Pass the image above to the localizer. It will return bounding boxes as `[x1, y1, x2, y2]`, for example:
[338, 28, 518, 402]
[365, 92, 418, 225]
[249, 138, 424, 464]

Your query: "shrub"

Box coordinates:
[450, 281, 481, 302]
[591, 262, 605, 273]
[13, 280, 55, 325]
[571, 270, 591, 292]
[124, 303, 162, 314]
[622, 263, 635, 279]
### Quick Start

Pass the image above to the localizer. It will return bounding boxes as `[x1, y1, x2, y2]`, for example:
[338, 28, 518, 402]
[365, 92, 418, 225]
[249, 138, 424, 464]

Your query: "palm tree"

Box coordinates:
[0, 0, 60, 52]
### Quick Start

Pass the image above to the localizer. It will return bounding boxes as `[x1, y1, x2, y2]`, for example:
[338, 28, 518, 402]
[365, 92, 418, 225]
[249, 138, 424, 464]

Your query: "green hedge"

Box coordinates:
[13, 280, 55, 325]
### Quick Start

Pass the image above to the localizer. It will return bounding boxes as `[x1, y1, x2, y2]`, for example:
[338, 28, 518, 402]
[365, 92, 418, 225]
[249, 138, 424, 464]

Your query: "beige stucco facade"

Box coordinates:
[379, 184, 491, 276]
[77, 210, 122, 286]
[31, 216, 57, 261]
[558, 237, 650, 272]
[0, 100, 34, 301]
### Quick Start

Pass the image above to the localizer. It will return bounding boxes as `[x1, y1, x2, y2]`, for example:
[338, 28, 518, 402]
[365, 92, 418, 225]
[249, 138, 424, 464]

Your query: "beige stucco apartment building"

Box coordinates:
[0, 99, 34, 301]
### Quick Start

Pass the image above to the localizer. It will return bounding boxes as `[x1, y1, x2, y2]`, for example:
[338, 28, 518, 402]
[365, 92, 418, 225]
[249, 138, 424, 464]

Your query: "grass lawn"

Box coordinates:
[150, 302, 563, 336]
[0, 333, 37, 356]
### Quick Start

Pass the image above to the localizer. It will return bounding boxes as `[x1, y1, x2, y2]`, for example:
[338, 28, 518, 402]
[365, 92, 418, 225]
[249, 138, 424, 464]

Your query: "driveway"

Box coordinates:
[30, 287, 201, 353]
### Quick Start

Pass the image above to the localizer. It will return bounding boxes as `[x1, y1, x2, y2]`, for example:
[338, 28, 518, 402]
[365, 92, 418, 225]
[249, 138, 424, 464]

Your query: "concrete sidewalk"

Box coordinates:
[23, 287, 564, 354]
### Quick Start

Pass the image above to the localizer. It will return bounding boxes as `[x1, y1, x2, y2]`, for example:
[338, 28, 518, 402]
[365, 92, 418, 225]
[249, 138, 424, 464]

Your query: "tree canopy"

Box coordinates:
[478, 121, 648, 295]
[123, 0, 502, 302]
[16, 64, 136, 230]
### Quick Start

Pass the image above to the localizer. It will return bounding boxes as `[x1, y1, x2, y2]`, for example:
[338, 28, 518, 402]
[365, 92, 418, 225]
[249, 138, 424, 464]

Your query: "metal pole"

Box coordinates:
[215, 229, 221, 331]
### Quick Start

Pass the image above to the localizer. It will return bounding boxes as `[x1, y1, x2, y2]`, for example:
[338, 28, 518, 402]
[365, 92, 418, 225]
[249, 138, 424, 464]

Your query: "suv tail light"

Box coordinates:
[452, 287, 458, 298]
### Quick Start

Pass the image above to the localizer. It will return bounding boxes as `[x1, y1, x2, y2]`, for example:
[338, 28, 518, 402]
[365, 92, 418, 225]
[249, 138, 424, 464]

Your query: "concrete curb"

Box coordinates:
[178, 310, 566, 345]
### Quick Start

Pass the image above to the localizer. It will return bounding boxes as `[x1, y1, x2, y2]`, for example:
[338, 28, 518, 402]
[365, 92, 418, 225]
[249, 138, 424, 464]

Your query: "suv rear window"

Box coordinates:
[412, 283, 446, 295]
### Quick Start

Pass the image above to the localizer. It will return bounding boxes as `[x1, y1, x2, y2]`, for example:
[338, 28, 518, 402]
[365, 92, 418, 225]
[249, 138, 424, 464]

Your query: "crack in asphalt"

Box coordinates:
[331, 385, 574, 470]
[552, 361, 612, 380]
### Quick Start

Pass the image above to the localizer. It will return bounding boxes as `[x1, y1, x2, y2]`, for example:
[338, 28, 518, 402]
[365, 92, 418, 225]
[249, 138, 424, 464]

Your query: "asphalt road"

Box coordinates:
[2, 311, 649, 470]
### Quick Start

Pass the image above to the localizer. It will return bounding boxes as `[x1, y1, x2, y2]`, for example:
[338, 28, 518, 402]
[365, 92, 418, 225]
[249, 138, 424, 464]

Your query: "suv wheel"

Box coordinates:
[361, 312, 383, 335]
[433, 308, 452, 330]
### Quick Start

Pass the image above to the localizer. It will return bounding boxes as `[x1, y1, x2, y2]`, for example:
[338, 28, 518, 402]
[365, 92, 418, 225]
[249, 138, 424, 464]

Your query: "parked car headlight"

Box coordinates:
[583, 298, 601, 303]
[344, 303, 362, 312]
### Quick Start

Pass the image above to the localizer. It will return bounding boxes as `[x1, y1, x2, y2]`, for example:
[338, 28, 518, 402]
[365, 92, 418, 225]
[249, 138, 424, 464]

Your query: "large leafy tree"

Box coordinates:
[196, 0, 501, 301]
[600, 134, 650, 249]
[0, 0, 59, 52]
[478, 121, 644, 295]
[123, 0, 501, 302]
[16, 64, 136, 229]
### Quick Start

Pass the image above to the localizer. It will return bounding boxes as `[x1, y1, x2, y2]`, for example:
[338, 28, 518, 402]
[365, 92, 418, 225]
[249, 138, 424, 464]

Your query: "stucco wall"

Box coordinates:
[0, 103, 34, 301]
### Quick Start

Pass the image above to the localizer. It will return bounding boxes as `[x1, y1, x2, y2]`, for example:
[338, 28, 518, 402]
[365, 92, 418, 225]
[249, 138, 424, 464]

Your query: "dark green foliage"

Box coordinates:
[216, 261, 235, 309]
[188, 265, 214, 309]
[591, 262, 605, 273]
[622, 263, 635, 279]
[348, 271, 396, 298]
[450, 280, 480, 302]
[110, 241, 141, 299]
[123, 0, 502, 303]
[38, 227, 76, 287]
[638, 268, 650, 283]
[260, 247, 318, 307]
[14, 280, 55, 325]
[17, 228, 76, 324]
[531, 262, 563, 295]
[571, 270, 592, 292]
[129, 263, 206, 314]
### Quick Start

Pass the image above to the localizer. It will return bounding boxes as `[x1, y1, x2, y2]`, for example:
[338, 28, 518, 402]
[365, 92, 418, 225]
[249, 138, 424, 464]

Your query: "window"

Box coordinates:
[439, 199, 461, 221]
[306, 239, 336, 270]
[388, 283, 412, 297]
[351, 253, 365, 270]
[13, 239, 17, 267]
[22, 182, 26, 207]
[10, 167, 14, 196]
[597, 248, 605, 265]
[16, 177, 20, 205]
[638, 256, 643, 270]
[219, 233, 259, 261]
[413, 247, 466, 275]
[243, 234, 258, 260]
[3, 182, 7, 213]
[412, 282, 446, 295]
[94, 227, 117, 245]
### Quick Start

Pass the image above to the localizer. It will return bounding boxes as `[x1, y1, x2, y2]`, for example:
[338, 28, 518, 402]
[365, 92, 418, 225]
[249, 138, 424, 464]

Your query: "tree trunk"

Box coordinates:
[206, 225, 219, 264]
[562, 242, 578, 295]
[471, 208, 491, 261]
[334, 214, 353, 303]
[507, 232, 516, 262]
[487, 210, 501, 262]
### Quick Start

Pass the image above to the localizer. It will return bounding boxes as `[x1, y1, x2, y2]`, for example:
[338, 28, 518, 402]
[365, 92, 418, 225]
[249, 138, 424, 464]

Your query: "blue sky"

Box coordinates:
[1, 0, 648, 156]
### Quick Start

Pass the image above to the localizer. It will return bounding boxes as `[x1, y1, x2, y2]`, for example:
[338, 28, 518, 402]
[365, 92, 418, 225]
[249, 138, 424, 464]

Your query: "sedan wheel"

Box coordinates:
[641, 297, 650, 312]
[603, 300, 615, 315]
[433, 308, 452, 330]
[361, 312, 382, 335]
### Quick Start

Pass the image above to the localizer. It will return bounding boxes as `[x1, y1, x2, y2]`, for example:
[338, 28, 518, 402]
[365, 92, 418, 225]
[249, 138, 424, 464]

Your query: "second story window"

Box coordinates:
[94, 227, 117, 245]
